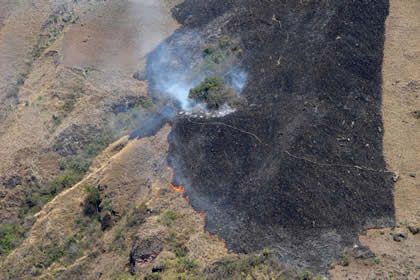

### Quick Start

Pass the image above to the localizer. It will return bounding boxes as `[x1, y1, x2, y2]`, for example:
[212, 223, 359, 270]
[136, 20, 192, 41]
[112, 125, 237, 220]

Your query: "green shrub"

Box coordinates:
[20, 169, 84, 217]
[86, 135, 113, 156]
[84, 186, 101, 216]
[0, 223, 25, 255]
[59, 158, 67, 170]
[176, 257, 198, 273]
[342, 254, 350, 266]
[189, 76, 224, 101]
[174, 245, 187, 258]
[299, 271, 313, 280]
[263, 248, 270, 257]
[37, 241, 65, 268]
[188, 76, 238, 109]
[70, 156, 90, 173]
[159, 210, 177, 226]
[101, 197, 113, 212]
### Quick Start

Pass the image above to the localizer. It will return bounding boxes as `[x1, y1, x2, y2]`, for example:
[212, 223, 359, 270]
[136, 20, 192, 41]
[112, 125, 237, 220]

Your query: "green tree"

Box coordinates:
[188, 76, 238, 109]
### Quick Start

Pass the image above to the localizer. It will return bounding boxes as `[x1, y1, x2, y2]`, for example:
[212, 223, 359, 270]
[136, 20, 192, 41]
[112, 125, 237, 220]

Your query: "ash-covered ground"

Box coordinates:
[138, 0, 395, 272]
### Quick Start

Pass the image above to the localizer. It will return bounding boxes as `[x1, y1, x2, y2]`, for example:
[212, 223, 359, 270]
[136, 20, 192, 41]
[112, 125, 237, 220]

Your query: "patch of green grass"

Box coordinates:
[36, 241, 65, 268]
[20, 168, 85, 217]
[199, 38, 243, 76]
[341, 254, 351, 266]
[86, 135, 113, 157]
[159, 210, 177, 226]
[0, 223, 25, 255]
[176, 257, 198, 273]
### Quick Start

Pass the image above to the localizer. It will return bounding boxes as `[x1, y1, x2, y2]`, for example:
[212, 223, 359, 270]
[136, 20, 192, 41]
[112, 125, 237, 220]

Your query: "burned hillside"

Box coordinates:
[162, 0, 395, 271]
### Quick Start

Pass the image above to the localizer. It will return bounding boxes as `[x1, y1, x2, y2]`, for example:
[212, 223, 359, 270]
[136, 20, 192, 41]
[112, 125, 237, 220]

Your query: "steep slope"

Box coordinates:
[0, 0, 177, 245]
[330, 0, 420, 278]
[1, 0, 419, 279]
[166, 0, 394, 272]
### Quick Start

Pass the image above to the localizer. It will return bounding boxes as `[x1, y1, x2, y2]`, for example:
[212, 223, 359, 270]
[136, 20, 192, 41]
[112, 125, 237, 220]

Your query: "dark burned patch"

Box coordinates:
[147, 0, 393, 272]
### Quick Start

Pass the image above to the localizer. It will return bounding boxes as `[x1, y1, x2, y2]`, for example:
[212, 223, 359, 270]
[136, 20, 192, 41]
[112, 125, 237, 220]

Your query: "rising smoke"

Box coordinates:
[145, 29, 249, 111]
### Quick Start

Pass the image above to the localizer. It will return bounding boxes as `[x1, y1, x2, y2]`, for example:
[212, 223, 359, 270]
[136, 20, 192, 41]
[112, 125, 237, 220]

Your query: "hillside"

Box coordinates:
[0, 0, 419, 279]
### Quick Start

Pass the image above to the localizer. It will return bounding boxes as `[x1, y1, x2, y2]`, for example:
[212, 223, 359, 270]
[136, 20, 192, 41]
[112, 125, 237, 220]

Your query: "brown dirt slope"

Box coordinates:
[0, 125, 229, 279]
[0, 0, 178, 225]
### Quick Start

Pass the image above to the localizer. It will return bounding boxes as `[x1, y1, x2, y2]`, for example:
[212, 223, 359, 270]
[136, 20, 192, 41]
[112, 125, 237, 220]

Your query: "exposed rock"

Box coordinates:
[2, 175, 23, 189]
[409, 173, 416, 178]
[129, 237, 163, 273]
[407, 225, 420, 235]
[393, 232, 408, 242]
[100, 212, 113, 231]
[352, 246, 375, 259]
[392, 173, 400, 182]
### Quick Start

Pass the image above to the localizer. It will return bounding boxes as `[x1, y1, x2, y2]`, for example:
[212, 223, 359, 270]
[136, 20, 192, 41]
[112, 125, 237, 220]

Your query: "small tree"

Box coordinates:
[188, 76, 238, 109]
[84, 186, 101, 216]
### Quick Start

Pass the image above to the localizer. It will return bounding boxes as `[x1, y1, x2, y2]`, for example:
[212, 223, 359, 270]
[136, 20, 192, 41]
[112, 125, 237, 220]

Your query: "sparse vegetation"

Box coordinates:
[341, 254, 351, 266]
[20, 134, 113, 218]
[200, 37, 243, 75]
[0, 223, 26, 255]
[112, 100, 155, 137]
[203, 253, 296, 280]
[20, 168, 85, 217]
[86, 135, 113, 156]
[159, 210, 178, 226]
[176, 257, 198, 273]
[126, 201, 148, 227]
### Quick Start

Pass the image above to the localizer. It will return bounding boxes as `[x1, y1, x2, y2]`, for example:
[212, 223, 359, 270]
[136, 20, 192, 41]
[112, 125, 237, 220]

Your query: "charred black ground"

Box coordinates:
[144, 0, 394, 272]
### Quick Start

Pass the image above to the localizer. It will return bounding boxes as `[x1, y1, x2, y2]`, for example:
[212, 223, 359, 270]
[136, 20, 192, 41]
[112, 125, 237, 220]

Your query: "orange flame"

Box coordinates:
[168, 165, 228, 250]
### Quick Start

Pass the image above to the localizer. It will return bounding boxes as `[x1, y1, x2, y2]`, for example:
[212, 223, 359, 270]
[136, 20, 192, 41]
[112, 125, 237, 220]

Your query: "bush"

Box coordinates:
[37, 241, 65, 268]
[342, 254, 350, 266]
[0, 223, 25, 255]
[159, 210, 177, 226]
[20, 169, 84, 218]
[86, 135, 113, 156]
[176, 257, 198, 273]
[70, 156, 90, 173]
[263, 248, 270, 257]
[188, 76, 238, 109]
[84, 186, 101, 216]
[189, 76, 224, 102]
